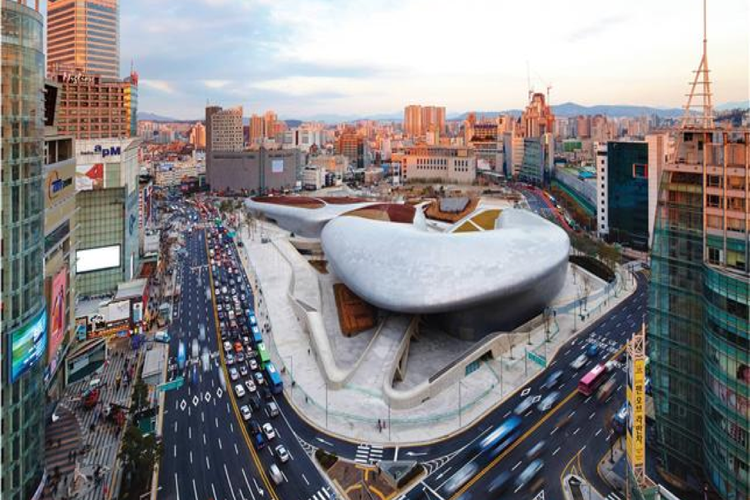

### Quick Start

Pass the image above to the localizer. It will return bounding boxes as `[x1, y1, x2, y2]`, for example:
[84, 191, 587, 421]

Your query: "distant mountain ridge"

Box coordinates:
[140, 100, 746, 124]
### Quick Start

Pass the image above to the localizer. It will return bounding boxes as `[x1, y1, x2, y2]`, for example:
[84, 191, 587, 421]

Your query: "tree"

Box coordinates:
[131, 379, 148, 414]
[118, 424, 163, 500]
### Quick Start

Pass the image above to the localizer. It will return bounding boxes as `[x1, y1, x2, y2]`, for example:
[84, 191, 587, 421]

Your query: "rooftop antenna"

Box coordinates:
[681, 0, 714, 129]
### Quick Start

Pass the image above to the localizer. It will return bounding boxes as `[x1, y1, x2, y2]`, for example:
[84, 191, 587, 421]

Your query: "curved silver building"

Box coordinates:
[246, 196, 570, 340]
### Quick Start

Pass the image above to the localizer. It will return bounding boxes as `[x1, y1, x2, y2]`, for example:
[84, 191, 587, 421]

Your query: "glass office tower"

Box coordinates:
[1, 1, 48, 499]
[650, 128, 749, 500]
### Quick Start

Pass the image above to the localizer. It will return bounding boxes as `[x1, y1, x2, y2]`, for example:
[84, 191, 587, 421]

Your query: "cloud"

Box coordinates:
[202, 80, 232, 89]
[140, 79, 176, 94]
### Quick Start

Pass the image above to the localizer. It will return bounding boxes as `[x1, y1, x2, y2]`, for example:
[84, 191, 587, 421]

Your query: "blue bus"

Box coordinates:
[251, 325, 262, 345]
[478, 416, 522, 457]
[265, 362, 283, 395]
[248, 312, 257, 326]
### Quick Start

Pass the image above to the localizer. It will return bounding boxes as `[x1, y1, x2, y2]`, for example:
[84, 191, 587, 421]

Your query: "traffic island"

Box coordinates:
[316, 450, 422, 500]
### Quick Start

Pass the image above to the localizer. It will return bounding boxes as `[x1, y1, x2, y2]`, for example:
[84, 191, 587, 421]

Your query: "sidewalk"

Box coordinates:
[238, 220, 637, 445]
[43, 339, 141, 500]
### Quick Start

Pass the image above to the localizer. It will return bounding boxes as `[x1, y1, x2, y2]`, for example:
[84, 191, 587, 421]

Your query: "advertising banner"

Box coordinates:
[48, 268, 67, 361]
[76, 245, 121, 273]
[627, 355, 646, 470]
[11, 310, 47, 382]
[107, 300, 131, 323]
[75, 163, 105, 191]
[271, 159, 284, 173]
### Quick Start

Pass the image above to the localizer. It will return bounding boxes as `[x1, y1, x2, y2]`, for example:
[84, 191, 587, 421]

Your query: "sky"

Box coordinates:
[119, 0, 750, 120]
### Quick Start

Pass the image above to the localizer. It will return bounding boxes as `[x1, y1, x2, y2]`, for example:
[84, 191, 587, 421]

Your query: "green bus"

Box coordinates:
[257, 342, 270, 366]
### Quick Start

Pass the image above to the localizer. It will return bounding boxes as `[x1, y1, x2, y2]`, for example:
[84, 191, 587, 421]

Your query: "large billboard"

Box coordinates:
[76, 163, 105, 191]
[107, 300, 131, 323]
[48, 268, 67, 362]
[76, 245, 121, 273]
[271, 159, 284, 173]
[11, 310, 47, 382]
[627, 354, 646, 470]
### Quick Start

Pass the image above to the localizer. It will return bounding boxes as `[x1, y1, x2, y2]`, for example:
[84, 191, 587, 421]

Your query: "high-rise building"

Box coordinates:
[249, 114, 264, 144]
[43, 79, 78, 399]
[209, 106, 243, 152]
[1, 2, 48, 499]
[50, 70, 138, 139]
[403, 104, 446, 138]
[649, 8, 749, 498]
[404, 105, 422, 138]
[595, 141, 649, 250]
[335, 128, 366, 169]
[521, 93, 554, 138]
[264, 110, 278, 140]
[47, 0, 120, 79]
[188, 122, 206, 149]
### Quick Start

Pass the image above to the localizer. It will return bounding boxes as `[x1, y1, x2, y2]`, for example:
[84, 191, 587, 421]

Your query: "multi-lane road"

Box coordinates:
[154, 196, 647, 500]
[156, 206, 330, 500]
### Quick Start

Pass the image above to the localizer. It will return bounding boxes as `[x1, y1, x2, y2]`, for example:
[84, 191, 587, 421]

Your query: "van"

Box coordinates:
[268, 464, 283, 485]
[154, 331, 170, 343]
[267, 401, 280, 418]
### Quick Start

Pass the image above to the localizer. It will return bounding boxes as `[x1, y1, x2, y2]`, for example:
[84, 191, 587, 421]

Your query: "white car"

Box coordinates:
[244, 379, 257, 393]
[537, 391, 560, 412]
[234, 384, 246, 398]
[240, 405, 252, 421]
[223, 341, 232, 353]
[262, 423, 276, 440]
[275, 445, 289, 463]
[229, 367, 239, 381]
[513, 396, 535, 416]
[249, 359, 258, 371]
[226, 353, 235, 365]
[570, 354, 588, 371]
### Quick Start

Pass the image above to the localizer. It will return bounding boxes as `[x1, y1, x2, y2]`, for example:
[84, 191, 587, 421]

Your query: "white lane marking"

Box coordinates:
[234, 443, 239, 455]
[215, 416, 219, 428]
[188, 427, 191, 439]
[573, 427, 581, 435]
[174, 421, 178, 433]
[206, 455, 210, 470]
[595, 428, 603, 437]
[241, 469, 255, 500]
[203, 433, 206, 445]
[553, 446, 561, 456]
[512, 460, 523, 471]
[503, 411, 512, 419]
[173, 445, 177, 457]
[302, 474, 310, 486]
[218, 438, 222, 450]
[550, 426, 559, 436]
[189, 451, 193, 464]
[174, 474, 181, 500]
[224, 463, 238, 500]
[589, 412, 596, 420]
[211, 483, 218, 500]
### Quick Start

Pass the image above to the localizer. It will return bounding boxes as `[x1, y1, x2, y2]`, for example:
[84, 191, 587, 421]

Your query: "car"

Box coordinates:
[487, 471, 512, 494]
[226, 353, 235, 365]
[217, 304, 223, 312]
[444, 462, 478, 494]
[234, 384, 246, 398]
[253, 432, 266, 450]
[221, 286, 228, 294]
[154, 331, 170, 343]
[223, 341, 232, 353]
[267, 401, 280, 418]
[254, 372, 265, 385]
[234, 341, 243, 353]
[537, 391, 560, 412]
[514, 460, 543, 490]
[262, 423, 276, 440]
[236, 352, 245, 364]
[268, 463, 283, 485]
[586, 344, 600, 357]
[513, 396, 535, 416]
[275, 445, 289, 463]
[541, 370, 564, 391]
[571, 354, 588, 370]
[262, 387, 273, 401]
[242, 335, 251, 346]
[239, 365, 249, 377]
[249, 396, 261, 411]
[526, 440, 547, 459]
[249, 359, 259, 371]
[240, 405, 252, 421]
[605, 360, 618, 372]
[229, 367, 240, 381]
[245, 379, 257, 393]
[191, 339, 199, 359]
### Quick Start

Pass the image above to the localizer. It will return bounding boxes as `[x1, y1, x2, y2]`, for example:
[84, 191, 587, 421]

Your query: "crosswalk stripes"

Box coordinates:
[307, 486, 335, 500]
[607, 493, 624, 500]
[354, 443, 384, 465]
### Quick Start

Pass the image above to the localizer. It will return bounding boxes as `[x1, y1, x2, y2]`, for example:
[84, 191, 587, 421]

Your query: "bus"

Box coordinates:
[248, 312, 258, 326]
[478, 416, 522, 458]
[578, 363, 608, 396]
[257, 343, 270, 366]
[251, 325, 263, 345]
[265, 362, 283, 395]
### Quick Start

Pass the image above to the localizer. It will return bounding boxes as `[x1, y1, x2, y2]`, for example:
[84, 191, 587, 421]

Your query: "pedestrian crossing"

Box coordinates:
[354, 443, 384, 465]
[306, 485, 334, 500]
[606, 492, 624, 500]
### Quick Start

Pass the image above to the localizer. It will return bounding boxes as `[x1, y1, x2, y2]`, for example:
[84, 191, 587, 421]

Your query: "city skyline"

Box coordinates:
[115, 0, 749, 120]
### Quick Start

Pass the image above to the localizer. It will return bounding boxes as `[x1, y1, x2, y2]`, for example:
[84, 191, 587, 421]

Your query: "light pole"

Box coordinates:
[458, 380, 462, 428]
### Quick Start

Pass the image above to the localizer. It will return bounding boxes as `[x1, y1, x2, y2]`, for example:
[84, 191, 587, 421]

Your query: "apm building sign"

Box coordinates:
[79, 144, 122, 159]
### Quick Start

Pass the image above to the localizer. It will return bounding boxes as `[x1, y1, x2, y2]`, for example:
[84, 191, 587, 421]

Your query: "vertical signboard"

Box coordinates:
[47, 268, 68, 369]
[627, 353, 646, 471]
